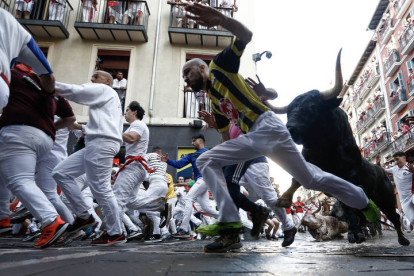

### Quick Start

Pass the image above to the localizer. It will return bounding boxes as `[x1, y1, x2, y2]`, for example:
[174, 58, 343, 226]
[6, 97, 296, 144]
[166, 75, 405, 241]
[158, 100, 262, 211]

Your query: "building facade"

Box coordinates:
[3, 0, 258, 179]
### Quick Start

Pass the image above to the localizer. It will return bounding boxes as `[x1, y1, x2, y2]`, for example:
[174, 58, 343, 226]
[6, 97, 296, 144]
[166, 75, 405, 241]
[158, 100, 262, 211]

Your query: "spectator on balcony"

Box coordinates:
[398, 129, 403, 138]
[220, 0, 238, 17]
[48, 0, 67, 22]
[113, 71, 127, 111]
[123, 0, 145, 25]
[185, 0, 197, 29]
[197, 0, 209, 29]
[107, 1, 123, 24]
[81, 0, 98, 23]
[366, 100, 372, 111]
[402, 121, 410, 134]
[381, 124, 387, 134]
[167, 0, 185, 28]
[15, 0, 35, 19]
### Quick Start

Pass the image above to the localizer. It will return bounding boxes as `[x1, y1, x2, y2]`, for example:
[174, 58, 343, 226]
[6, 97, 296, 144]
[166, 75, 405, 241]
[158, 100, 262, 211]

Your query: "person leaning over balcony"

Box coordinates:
[15, 0, 35, 19]
[123, 0, 144, 25]
[82, 0, 98, 23]
[48, 0, 67, 21]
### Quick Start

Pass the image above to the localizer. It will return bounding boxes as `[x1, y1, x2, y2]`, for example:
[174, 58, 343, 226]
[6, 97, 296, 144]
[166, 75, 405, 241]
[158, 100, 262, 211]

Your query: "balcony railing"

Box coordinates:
[74, 0, 150, 42]
[371, 96, 386, 117]
[379, 18, 394, 44]
[384, 50, 401, 77]
[407, 74, 414, 96]
[361, 132, 391, 159]
[391, 128, 414, 153]
[390, 87, 408, 113]
[394, 0, 412, 19]
[4, 0, 73, 38]
[183, 90, 211, 118]
[399, 24, 414, 55]
[352, 90, 362, 108]
[168, 4, 233, 46]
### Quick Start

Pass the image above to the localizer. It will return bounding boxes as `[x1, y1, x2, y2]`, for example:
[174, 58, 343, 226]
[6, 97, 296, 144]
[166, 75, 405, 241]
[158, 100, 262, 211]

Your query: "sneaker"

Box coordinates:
[172, 230, 191, 238]
[34, 216, 69, 249]
[81, 223, 99, 241]
[159, 203, 172, 228]
[90, 232, 126, 246]
[22, 230, 41, 242]
[67, 215, 96, 234]
[362, 199, 380, 223]
[251, 207, 270, 238]
[196, 222, 242, 237]
[144, 234, 162, 243]
[127, 230, 144, 241]
[0, 217, 12, 234]
[265, 233, 272, 240]
[55, 230, 86, 247]
[282, 227, 297, 247]
[161, 232, 172, 241]
[10, 207, 33, 224]
[204, 232, 243, 253]
[271, 235, 278, 241]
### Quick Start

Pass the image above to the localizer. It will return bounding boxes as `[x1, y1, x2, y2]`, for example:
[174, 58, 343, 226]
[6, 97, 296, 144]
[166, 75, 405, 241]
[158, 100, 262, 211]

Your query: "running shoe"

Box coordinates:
[196, 222, 242, 237]
[10, 207, 33, 224]
[251, 207, 270, 238]
[0, 217, 12, 234]
[281, 227, 297, 247]
[172, 229, 191, 238]
[159, 203, 172, 228]
[34, 216, 69, 249]
[265, 233, 272, 240]
[55, 230, 86, 247]
[81, 223, 99, 241]
[362, 199, 380, 223]
[67, 214, 96, 234]
[145, 234, 162, 243]
[127, 230, 144, 241]
[90, 232, 126, 246]
[161, 232, 172, 241]
[204, 232, 243, 253]
[22, 230, 41, 242]
[271, 235, 278, 241]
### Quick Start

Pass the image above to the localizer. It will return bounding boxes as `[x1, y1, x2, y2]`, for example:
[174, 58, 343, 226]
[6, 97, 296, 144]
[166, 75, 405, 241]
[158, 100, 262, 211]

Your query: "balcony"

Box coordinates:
[364, 109, 375, 128]
[356, 120, 366, 135]
[183, 90, 210, 118]
[371, 96, 386, 118]
[391, 128, 414, 153]
[379, 18, 394, 44]
[394, 0, 412, 19]
[407, 76, 414, 96]
[352, 90, 362, 108]
[4, 0, 73, 38]
[362, 132, 391, 160]
[399, 24, 414, 56]
[74, 0, 149, 42]
[384, 51, 401, 77]
[390, 88, 408, 114]
[367, 66, 381, 88]
[343, 98, 350, 110]
[168, 4, 233, 46]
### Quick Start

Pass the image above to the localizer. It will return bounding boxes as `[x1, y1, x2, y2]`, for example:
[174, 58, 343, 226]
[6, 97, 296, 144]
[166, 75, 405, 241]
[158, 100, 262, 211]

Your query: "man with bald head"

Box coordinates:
[52, 70, 126, 246]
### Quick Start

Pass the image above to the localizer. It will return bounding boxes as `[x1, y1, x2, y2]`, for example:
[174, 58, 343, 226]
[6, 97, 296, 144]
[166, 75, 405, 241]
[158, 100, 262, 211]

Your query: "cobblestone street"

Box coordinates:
[0, 231, 413, 275]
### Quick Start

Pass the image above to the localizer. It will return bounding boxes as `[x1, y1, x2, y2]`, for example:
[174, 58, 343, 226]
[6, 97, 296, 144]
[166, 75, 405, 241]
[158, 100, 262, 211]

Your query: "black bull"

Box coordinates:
[270, 51, 410, 246]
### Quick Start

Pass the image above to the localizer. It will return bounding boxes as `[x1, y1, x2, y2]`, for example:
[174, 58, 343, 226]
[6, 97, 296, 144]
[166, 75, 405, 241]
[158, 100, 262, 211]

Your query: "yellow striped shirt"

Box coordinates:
[208, 37, 270, 134]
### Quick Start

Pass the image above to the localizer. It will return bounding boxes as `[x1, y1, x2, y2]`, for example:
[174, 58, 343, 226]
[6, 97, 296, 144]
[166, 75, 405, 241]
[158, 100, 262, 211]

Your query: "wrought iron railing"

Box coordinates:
[183, 90, 211, 118]
[407, 74, 414, 94]
[362, 132, 391, 158]
[399, 24, 414, 50]
[378, 17, 393, 42]
[168, 3, 232, 30]
[75, 0, 149, 30]
[391, 127, 414, 153]
[384, 50, 400, 73]
[394, 0, 407, 15]
[4, 0, 73, 28]
[390, 87, 407, 110]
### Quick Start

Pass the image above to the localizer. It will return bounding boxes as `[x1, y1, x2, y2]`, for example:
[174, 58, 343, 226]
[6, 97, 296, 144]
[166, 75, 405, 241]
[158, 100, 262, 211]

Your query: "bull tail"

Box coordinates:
[377, 219, 396, 230]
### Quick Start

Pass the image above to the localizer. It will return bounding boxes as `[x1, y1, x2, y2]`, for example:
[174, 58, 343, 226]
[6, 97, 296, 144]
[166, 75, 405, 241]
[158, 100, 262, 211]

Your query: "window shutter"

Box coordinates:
[398, 71, 405, 89]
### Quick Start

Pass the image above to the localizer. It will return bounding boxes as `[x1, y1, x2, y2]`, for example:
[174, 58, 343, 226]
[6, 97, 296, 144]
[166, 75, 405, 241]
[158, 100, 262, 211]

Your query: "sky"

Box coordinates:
[253, 0, 380, 192]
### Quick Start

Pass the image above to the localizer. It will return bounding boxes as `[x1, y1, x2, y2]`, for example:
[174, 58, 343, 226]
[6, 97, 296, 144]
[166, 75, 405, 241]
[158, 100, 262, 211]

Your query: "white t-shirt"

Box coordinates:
[145, 152, 167, 181]
[125, 120, 149, 157]
[386, 164, 414, 203]
[55, 82, 123, 143]
[0, 9, 53, 82]
[52, 115, 70, 159]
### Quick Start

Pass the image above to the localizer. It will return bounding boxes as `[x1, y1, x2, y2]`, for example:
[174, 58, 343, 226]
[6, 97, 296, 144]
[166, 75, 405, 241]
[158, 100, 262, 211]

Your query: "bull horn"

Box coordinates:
[312, 198, 322, 216]
[263, 100, 288, 114]
[320, 49, 343, 100]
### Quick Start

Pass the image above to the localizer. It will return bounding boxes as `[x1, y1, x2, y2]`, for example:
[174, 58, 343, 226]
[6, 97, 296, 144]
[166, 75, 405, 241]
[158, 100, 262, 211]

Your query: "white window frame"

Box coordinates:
[37, 42, 55, 65]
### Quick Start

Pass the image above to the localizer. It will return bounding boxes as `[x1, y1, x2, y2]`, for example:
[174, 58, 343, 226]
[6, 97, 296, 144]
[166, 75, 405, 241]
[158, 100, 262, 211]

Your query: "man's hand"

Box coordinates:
[376, 155, 382, 166]
[161, 153, 169, 162]
[198, 110, 217, 130]
[69, 122, 83, 131]
[245, 75, 266, 97]
[405, 163, 414, 173]
[186, 3, 225, 28]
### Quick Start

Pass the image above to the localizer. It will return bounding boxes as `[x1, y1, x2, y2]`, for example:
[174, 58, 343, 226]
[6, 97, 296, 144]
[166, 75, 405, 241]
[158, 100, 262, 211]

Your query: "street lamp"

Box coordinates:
[252, 51, 272, 63]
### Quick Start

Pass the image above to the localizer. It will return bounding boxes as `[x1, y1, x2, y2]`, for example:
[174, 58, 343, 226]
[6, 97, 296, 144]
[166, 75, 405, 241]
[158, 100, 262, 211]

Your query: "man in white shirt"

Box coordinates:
[384, 152, 414, 228]
[52, 70, 125, 246]
[112, 102, 170, 241]
[112, 71, 127, 111]
[0, 8, 55, 110]
[48, 0, 67, 22]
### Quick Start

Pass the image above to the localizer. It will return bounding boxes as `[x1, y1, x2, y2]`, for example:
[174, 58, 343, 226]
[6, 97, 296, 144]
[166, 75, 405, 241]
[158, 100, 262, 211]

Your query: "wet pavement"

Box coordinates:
[0, 231, 413, 275]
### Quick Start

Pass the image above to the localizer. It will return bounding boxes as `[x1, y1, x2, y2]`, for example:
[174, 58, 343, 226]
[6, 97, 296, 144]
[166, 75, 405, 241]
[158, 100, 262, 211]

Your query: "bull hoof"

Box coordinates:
[398, 235, 410, 246]
[347, 232, 356, 244]
[275, 197, 292, 208]
[355, 233, 366, 244]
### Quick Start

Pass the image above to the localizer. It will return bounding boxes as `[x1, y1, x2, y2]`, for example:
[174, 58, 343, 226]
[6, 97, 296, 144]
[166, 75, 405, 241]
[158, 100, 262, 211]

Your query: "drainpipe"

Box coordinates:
[149, 0, 163, 119]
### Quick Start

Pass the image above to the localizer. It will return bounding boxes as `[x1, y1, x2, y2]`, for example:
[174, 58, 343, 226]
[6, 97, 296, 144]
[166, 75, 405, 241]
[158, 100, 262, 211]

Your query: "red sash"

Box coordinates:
[108, 1, 117, 7]
[0, 72, 9, 87]
[113, 155, 156, 180]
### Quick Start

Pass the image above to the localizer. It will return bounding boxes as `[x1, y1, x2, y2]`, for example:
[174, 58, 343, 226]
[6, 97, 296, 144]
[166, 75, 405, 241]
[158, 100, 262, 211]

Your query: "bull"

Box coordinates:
[268, 50, 410, 246]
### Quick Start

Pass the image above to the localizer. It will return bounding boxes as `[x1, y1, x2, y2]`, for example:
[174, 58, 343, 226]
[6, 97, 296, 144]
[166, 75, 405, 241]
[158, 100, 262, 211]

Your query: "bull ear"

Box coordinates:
[326, 98, 342, 108]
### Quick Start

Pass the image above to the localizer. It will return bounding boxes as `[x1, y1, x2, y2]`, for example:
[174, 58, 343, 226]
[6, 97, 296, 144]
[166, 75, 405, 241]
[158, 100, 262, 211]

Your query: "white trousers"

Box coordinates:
[167, 197, 177, 234]
[35, 151, 74, 223]
[143, 175, 168, 235]
[53, 137, 122, 235]
[401, 195, 414, 225]
[48, 2, 66, 21]
[240, 162, 294, 231]
[0, 185, 11, 221]
[123, 213, 138, 232]
[0, 125, 57, 225]
[239, 209, 253, 229]
[197, 111, 369, 223]
[82, 6, 95, 22]
[296, 212, 304, 222]
[0, 77, 9, 110]
[180, 178, 219, 233]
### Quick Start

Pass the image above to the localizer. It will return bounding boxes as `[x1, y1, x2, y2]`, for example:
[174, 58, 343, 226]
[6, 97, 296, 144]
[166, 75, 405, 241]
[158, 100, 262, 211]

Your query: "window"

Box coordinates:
[97, 49, 131, 112]
[406, 54, 414, 71]
[183, 54, 214, 118]
[40, 47, 49, 59]
[390, 71, 405, 92]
